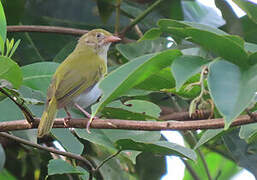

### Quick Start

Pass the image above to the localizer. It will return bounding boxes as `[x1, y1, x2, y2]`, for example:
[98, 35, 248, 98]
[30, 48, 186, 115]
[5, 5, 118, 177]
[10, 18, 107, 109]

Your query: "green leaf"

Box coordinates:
[22, 62, 59, 94]
[0, 1, 6, 54]
[171, 55, 209, 91]
[208, 60, 257, 129]
[135, 67, 175, 91]
[0, 144, 5, 171]
[0, 169, 17, 180]
[194, 129, 223, 149]
[136, 152, 166, 180]
[91, 50, 182, 118]
[183, 28, 249, 67]
[103, 99, 161, 120]
[48, 159, 82, 176]
[223, 129, 257, 177]
[208, 60, 257, 128]
[0, 57, 23, 89]
[232, 0, 257, 24]
[8, 39, 21, 58]
[158, 19, 249, 68]
[139, 28, 162, 41]
[116, 38, 170, 60]
[51, 129, 84, 155]
[249, 51, 257, 64]
[239, 123, 257, 143]
[116, 139, 197, 161]
[75, 129, 116, 150]
[245, 42, 257, 53]
[158, 19, 228, 35]
[75, 129, 161, 151]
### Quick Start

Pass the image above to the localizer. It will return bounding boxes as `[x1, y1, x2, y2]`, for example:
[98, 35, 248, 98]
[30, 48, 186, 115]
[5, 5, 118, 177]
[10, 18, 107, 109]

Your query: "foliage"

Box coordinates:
[0, 0, 257, 180]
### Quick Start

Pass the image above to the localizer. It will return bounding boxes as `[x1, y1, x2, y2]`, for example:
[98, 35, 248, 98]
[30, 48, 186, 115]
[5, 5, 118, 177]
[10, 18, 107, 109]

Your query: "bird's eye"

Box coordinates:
[96, 33, 103, 38]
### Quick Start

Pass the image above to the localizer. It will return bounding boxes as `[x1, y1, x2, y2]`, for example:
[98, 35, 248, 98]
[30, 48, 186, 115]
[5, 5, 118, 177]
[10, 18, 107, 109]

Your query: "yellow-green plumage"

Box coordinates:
[38, 29, 120, 138]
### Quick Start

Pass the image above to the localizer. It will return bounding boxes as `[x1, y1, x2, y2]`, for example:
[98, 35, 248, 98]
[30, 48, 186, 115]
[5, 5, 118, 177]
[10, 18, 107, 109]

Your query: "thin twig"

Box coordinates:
[0, 132, 95, 173]
[115, 0, 122, 34]
[0, 87, 35, 124]
[0, 114, 256, 132]
[94, 150, 122, 172]
[120, 0, 164, 37]
[181, 158, 200, 180]
[191, 132, 212, 180]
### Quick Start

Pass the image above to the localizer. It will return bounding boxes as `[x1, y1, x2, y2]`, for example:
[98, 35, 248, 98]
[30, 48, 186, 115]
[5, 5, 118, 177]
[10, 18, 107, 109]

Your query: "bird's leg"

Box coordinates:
[64, 106, 72, 127]
[74, 103, 96, 133]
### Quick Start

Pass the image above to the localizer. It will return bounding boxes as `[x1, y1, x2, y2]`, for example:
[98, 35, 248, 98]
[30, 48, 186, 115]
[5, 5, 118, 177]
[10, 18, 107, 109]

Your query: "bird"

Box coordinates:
[37, 29, 121, 138]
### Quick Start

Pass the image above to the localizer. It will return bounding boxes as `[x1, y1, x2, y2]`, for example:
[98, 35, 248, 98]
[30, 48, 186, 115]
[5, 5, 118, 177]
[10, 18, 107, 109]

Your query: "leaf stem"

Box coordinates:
[94, 149, 122, 172]
[120, 0, 163, 37]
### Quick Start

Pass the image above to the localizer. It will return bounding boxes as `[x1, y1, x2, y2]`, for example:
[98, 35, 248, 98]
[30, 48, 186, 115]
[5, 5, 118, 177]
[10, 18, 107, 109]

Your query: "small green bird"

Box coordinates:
[37, 29, 121, 138]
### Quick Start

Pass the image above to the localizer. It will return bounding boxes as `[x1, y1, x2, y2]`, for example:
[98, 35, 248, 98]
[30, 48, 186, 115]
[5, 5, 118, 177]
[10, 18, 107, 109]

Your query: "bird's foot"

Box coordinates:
[64, 106, 72, 128]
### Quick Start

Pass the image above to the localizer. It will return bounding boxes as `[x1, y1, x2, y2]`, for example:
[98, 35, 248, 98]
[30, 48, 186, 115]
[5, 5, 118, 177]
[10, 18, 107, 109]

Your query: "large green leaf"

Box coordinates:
[157, 19, 249, 68]
[136, 152, 166, 180]
[233, 0, 257, 24]
[239, 123, 257, 143]
[158, 19, 228, 35]
[21, 62, 59, 94]
[48, 159, 83, 176]
[223, 129, 257, 177]
[91, 50, 182, 118]
[0, 1, 6, 54]
[103, 99, 161, 120]
[75, 129, 161, 150]
[0, 169, 16, 180]
[116, 38, 170, 60]
[116, 139, 197, 161]
[208, 60, 257, 128]
[171, 55, 209, 91]
[135, 67, 175, 91]
[51, 129, 84, 155]
[0, 57, 22, 89]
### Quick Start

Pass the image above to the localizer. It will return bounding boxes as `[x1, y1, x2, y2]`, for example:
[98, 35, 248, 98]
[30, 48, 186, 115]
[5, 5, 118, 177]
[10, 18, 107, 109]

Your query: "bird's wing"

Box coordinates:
[48, 52, 107, 108]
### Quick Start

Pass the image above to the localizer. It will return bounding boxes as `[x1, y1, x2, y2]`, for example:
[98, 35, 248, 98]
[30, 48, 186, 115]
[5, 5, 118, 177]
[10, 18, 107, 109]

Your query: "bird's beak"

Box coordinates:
[104, 35, 121, 43]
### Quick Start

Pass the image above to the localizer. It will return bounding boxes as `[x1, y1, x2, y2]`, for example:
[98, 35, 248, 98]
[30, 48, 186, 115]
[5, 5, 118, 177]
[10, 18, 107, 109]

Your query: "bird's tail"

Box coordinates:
[37, 97, 57, 138]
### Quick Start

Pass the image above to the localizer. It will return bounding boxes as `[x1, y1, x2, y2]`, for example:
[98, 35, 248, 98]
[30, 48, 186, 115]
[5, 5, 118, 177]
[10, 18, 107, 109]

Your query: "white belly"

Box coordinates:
[73, 83, 102, 108]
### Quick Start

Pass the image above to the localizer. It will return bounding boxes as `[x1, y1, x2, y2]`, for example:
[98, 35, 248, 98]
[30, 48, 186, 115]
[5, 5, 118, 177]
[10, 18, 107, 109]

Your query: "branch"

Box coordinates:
[0, 114, 256, 132]
[0, 132, 94, 173]
[7, 25, 134, 43]
[7, 25, 88, 36]
[120, 0, 164, 37]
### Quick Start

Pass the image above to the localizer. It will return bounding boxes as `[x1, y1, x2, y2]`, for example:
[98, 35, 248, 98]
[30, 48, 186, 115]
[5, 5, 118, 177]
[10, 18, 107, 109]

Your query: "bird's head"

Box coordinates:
[77, 29, 121, 56]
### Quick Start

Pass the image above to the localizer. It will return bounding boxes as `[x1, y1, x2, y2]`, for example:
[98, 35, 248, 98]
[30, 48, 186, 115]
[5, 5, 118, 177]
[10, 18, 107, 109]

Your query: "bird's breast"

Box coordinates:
[73, 83, 102, 108]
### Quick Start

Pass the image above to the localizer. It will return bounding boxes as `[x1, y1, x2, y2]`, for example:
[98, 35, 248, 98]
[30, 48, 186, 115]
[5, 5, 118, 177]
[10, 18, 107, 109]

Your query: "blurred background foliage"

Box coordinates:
[0, 0, 257, 180]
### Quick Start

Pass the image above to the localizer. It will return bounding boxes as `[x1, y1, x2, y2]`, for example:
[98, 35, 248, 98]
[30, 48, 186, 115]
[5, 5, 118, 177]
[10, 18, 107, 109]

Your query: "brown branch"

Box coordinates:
[7, 25, 88, 36]
[0, 115, 255, 132]
[0, 132, 95, 173]
[7, 25, 134, 43]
